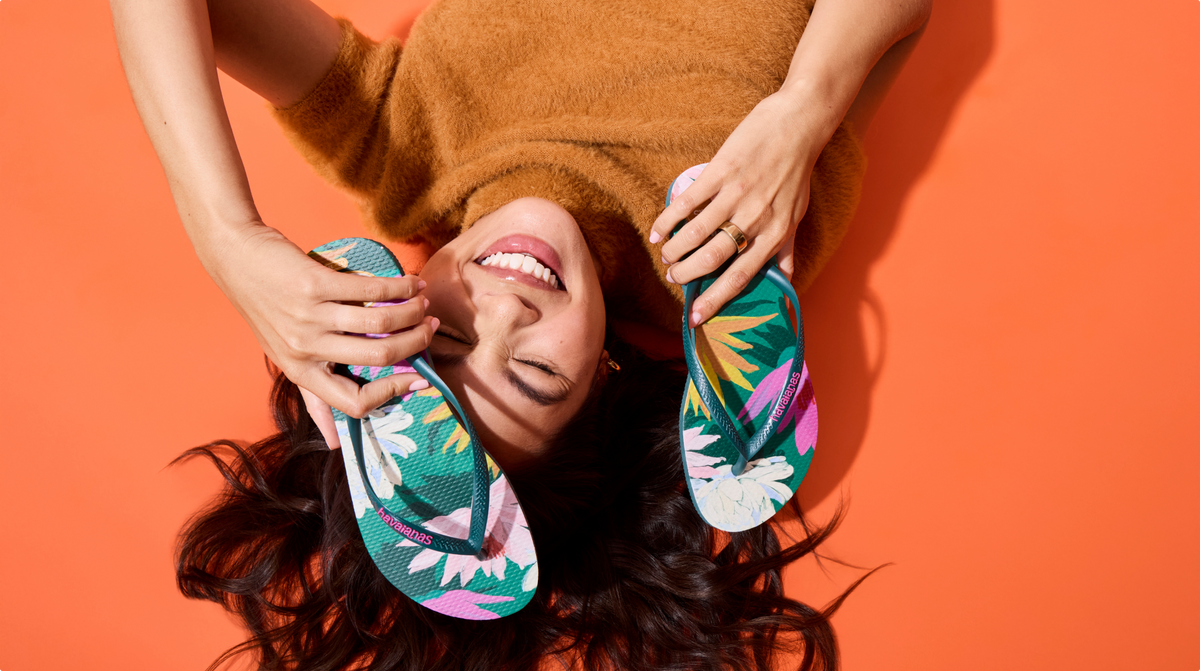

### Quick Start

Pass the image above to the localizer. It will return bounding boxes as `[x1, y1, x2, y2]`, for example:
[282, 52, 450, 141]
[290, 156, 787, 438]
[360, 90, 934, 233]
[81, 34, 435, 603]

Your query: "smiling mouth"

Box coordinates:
[477, 252, 563, 290]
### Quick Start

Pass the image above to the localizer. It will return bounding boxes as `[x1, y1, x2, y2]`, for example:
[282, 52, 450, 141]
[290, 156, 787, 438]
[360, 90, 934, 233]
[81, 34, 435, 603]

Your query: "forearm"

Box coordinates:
[111, 0, 260, 261]
[780, 0, 933, 144]
[109, 0, 339, 270]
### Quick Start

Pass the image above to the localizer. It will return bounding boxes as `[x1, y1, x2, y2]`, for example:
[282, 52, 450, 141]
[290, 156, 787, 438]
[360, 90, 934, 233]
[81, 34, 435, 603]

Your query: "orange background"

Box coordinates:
[1, 0, 1197, 668]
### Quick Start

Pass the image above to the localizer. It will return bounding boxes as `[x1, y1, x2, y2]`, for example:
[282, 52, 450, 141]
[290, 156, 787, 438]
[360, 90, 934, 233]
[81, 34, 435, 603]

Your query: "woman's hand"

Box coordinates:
[201, 224, 437, 447]
[649, 90, 832, 327]
[648, 0, 932, 328]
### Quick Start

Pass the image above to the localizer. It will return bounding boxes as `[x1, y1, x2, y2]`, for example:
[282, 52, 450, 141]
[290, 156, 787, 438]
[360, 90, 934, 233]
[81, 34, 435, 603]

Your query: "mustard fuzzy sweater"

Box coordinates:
[274, 0, 865, 333]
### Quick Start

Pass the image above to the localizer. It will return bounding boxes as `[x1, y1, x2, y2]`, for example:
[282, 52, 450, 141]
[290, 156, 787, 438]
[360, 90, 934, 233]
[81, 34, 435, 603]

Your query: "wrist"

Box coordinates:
[775, 77, 850, 146]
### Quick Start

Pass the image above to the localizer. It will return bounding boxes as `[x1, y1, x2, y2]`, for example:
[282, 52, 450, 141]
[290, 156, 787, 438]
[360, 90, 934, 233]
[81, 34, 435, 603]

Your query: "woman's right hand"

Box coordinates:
[199, 224, 437, 447]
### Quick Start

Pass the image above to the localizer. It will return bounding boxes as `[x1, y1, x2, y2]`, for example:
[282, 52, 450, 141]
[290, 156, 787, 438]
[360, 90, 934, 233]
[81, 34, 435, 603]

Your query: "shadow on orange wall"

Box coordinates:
[798, 0, 995, 509]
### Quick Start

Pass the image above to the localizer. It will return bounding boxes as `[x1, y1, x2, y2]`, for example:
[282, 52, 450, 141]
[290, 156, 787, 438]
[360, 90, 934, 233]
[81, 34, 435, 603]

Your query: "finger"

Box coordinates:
[299, 366, 431, 419]
[659, 192, 737, 265]
[665, 229, 738, 286]
[775, 231, 797, 280]
[331, 297, 428, 336]
[649, 167, 723, 245]
[317, 316, 438, 368]
[316, 269, 426, 305]
[299, 386, 341, 449]
[688, 248, 776, 327]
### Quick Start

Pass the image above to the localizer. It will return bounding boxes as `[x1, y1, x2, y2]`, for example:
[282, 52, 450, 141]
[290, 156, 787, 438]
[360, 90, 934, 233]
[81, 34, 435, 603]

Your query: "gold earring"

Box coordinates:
[607, 359, 621, 371]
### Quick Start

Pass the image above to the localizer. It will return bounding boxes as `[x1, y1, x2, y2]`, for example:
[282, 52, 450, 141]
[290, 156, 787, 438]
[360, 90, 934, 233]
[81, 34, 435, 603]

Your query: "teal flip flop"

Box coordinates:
[308, 238, 539, 620]
[666, 166, 819, 533]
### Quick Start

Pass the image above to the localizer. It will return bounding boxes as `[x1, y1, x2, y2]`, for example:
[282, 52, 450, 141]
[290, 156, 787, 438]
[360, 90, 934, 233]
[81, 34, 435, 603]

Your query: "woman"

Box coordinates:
[111, 0, 927, 666]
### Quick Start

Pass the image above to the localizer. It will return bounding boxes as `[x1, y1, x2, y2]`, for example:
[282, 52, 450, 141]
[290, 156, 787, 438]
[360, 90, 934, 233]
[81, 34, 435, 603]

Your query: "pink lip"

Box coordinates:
[476, 235, 565, 281]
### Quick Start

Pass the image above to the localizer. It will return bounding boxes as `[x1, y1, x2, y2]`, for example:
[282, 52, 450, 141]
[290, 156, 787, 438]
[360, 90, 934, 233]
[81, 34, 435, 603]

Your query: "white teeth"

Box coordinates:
[477, 252, 561, 288]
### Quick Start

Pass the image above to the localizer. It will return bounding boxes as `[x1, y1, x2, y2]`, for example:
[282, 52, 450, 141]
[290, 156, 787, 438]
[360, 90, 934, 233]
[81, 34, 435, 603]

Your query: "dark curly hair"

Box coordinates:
[173, 337, 858, 670]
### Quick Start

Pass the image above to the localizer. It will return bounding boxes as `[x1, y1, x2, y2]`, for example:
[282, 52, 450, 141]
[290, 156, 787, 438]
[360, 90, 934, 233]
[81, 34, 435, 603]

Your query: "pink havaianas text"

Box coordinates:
[737, 359, 818, 456]
[377, 509, 433, 546]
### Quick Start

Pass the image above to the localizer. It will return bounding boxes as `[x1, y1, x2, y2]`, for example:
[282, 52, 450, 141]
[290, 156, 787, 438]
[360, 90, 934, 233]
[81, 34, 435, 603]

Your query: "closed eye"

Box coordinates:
[516, 358, 556, 376]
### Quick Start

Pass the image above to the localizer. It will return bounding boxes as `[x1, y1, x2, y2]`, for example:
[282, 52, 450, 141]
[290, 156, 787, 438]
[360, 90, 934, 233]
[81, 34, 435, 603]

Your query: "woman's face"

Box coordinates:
[419, 198, 607, 468]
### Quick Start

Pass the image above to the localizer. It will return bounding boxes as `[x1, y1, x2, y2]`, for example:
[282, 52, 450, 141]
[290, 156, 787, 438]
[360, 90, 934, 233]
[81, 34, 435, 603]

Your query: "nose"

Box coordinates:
[476, 291, 540, 331]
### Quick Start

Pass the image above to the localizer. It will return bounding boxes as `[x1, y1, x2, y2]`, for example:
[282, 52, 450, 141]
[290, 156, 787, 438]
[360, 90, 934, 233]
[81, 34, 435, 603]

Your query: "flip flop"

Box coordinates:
[666, 166, 819, 533]
[308, 238, 539, 620]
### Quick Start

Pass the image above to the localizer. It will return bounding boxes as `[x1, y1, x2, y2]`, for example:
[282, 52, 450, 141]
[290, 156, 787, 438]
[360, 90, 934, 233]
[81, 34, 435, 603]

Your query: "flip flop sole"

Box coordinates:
[310, 238, 538, 620]
[668, 169, 819, 533]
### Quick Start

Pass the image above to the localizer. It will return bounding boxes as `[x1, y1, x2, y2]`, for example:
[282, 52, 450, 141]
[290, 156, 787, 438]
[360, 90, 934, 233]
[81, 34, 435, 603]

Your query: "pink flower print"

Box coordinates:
[737, 359, 818, 456]
[682, 426, 724, 479]
[401, 476, 537, 590]
[419, 590, 514, 620]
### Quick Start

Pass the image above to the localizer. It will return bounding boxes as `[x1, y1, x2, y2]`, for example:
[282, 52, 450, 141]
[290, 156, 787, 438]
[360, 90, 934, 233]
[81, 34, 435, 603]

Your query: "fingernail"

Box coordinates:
[665, 268, 675, 284]
[430, 317, 440, 331]
[423, 297, 430, 310]
[409, 379, 430, 391]
[691, 310, 703, 326]
[417, 280, 427, 290]
[649, 231, 661, 244]
[661, 255, 668, 265]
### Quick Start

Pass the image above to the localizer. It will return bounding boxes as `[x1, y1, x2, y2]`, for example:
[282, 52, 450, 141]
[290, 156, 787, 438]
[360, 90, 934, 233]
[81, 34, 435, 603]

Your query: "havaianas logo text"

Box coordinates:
[377, 509, 434, 546]
[771, 372, 804, 421]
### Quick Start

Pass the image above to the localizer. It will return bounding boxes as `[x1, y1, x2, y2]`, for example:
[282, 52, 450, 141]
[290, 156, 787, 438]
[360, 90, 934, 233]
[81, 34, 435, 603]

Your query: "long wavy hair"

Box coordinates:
[174, 337, 858, 670]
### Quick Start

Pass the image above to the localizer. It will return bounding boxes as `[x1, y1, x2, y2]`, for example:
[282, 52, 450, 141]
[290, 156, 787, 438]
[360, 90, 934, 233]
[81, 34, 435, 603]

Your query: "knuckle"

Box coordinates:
[361, 312, 388, 335]
[700, 248, 724, 269]
[724, 268, 752, 293]
[362, 281, 388, 304]
[363, 345, 392, 367]
[296, 273, 322, 299]
[345, 399, 370, 419]
[282, 333, 308, 357]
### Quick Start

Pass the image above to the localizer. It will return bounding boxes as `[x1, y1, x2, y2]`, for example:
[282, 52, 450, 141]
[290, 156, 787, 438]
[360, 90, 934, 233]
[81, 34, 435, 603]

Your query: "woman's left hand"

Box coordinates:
[649, 89, 834, 327]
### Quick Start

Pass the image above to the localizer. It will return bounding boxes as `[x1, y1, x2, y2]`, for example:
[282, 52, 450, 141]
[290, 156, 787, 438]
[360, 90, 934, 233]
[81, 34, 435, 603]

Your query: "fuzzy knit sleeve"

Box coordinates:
[271, 20, 438, 241]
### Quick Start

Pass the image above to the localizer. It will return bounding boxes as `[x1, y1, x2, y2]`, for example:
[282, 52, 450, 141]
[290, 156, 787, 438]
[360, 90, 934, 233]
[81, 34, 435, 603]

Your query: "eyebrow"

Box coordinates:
[432, 351, 570, 407]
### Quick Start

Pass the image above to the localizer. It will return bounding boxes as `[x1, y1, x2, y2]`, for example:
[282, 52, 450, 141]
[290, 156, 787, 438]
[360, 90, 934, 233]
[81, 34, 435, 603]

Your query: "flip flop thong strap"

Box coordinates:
[683, 262, 806, 467]
[347, 354, 490, 556]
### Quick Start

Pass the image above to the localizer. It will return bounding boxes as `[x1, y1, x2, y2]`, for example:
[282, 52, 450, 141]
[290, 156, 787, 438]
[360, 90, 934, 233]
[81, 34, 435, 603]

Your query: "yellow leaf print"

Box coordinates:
[684, 379, 711, 420]
[423, 397, 472, 454]
[691, 313, 777, 413]
[442, 424, 470, 454]
[423, 401, 452, 425]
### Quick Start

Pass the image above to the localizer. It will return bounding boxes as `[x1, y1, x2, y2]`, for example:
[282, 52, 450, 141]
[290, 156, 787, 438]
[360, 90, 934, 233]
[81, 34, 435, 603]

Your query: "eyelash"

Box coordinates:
[516, 359, 555, 376]
[436, 327, 556, 376]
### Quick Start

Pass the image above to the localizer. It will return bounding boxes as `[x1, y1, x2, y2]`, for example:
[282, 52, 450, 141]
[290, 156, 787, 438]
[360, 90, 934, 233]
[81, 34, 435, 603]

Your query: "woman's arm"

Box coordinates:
[650, 0, 932, 326]
[110, 0, 433, 426]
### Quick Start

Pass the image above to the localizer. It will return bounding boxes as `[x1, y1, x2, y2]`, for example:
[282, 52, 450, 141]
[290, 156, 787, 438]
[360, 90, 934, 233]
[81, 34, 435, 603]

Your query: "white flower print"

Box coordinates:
[340, 402, 417, 518]
[693, 456, 795, 532]
[400, 475, 537, 589]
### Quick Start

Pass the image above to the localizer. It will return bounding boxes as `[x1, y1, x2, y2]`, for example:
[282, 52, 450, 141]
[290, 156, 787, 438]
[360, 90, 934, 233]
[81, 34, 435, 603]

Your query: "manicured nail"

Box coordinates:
[691, 310, 703, 326]
[661, 255, 668, 265]
[665, 268, 675, 284]
[430, 317, 440, 331]
[417, 279, 427, 290]
[649, 231, 661, 244]
[423, 297, 430, 309]
[409, 379, 430, 391]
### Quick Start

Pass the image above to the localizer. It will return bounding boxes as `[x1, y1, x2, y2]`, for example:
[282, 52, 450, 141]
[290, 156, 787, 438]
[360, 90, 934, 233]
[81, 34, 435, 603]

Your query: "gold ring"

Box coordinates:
[715, 221, 748, 254]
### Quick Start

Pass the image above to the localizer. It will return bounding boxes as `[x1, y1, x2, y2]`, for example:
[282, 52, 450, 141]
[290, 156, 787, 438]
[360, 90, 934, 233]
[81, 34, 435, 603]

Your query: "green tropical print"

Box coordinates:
[669, 166, 819, 533]
[311, 238, 538, 620]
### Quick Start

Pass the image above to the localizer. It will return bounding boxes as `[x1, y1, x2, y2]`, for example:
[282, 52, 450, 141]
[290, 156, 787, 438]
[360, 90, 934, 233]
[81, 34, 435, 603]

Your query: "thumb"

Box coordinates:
[299, 386, 341, 449]
[775, 231, 797, 280]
